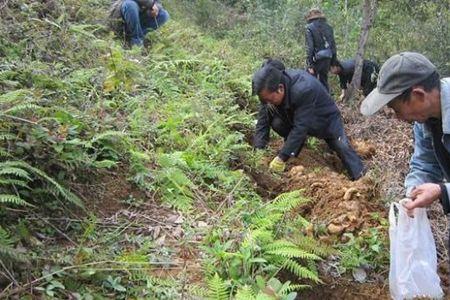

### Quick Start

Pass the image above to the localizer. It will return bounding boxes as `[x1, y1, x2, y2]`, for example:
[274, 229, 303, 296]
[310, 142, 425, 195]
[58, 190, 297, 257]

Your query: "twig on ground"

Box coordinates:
[0, 259, 18, 286]
[38, 216, 78, 247]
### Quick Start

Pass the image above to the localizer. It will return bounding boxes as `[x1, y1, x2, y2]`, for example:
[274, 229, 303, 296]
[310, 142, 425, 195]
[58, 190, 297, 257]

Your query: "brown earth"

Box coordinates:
[300, 280, 390, 300]
[256, 100, 449, 298]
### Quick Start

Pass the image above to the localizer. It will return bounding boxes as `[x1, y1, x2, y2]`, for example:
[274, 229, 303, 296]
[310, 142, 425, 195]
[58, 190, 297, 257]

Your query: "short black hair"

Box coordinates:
[261, 58, 286, 70]
[331, 60, 343, 69]
[252, 59, 286, 95]
[395, 71, 441, 102]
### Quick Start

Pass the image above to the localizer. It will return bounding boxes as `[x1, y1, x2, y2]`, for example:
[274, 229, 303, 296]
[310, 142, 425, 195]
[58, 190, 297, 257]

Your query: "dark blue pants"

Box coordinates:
[121, 0, 170, 46]
[312, 58, 331, 92]
[271, 114, 365, 180]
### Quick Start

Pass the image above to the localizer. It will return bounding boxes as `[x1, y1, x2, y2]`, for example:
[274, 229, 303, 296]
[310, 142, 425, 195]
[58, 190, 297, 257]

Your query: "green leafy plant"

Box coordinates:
[338, 227, 388, 273]
[202, 191, 333, 297]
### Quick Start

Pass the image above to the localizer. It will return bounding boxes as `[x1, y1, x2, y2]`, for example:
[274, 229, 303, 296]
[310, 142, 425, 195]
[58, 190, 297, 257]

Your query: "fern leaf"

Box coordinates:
[207, 273, 228, 300]
[0, 149, 11, 158]
[186, 284, 209, 298]
[0, 89, 32, 104]
[0, 167, 32, 181]
[249, 228, 274, 244]
[91, 130, 126, 143]
[0, 227, 12, 247]
[264, 239, 297, 251]
[0, 243, 28, 262]
[250, 212, 283, 230]
[283, 259, 321, 283]
[266, 248, 321, 261]
[279, 284, 310, 294]
[4, 103, 41, 114]
[294, 236, 336, 257]
[272, 190, 310, 211]
[236, 285, 256, 300]
[0, 133, 16, 140]
[0, 194, 31, 206]
[0, 226, 28, 262]
[2, 161, 83, 208]
[0, 178, 30, 188]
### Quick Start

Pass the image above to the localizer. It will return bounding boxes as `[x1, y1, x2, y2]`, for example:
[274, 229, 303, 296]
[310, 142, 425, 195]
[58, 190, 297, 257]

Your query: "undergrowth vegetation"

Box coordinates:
[0, 0, 332, 298]
[2, 0, 447, 298]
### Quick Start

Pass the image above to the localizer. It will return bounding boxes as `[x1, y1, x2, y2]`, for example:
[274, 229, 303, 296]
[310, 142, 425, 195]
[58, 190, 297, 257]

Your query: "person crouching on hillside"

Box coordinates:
[330, 59, 379, 101]
[110, 0, 169, 47]
[252, 59, 365, 180]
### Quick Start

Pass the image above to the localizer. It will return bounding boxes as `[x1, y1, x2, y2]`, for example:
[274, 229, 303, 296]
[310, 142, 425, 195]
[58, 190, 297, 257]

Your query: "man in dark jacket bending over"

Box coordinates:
[253, 59, 365, 180]
[305, 8, 337, 92]
[330, 59, 379, 100]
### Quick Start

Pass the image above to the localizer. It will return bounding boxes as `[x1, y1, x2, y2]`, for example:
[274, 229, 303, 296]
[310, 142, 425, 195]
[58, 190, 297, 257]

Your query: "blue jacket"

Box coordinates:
[405, 78, 450, 213]
[254, 69, 342, 160]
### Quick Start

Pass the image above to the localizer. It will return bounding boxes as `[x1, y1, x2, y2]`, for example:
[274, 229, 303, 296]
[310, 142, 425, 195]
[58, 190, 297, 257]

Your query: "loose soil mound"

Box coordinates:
[267, 139, 386, 238]
[287, 165, 385, 237]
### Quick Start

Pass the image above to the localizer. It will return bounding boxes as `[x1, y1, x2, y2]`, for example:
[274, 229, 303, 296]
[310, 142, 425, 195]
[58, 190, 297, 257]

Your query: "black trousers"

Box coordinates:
[271, 114, 365, 180]
[312, 58, 331, 92]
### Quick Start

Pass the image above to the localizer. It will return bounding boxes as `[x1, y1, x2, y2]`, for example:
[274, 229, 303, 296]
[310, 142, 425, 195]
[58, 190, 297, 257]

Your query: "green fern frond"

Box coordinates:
[279, 284, 310, 294]
[294, 236, 336, 257]
[264, 239, 297, 251]
[0, 226, 28, 262]
[186, 284, 209, 298]
[283, 259, 321, 283]
[4, 103, 42, 114]
[162, 193, 193, 211]
[272, 190, 309, 211]
[0, 133, 16, 140]
[249, 229, 274, 244]
[0, 178, 30, 188]
[266, 248, 321, 261]
[207, 273, 229, 300]
[235, 285, 256, 300]
[0, 243, 28, 262]
[145, 275, 177, 287]
[0, 149, 11, 157]
[0, 89, 32, 104]
[91, 130, 126, 143]
[2, 161, 83, 208]
[0, 227, 12, 247]
[250, 212, 283, 229]
[0, 194, 31, 206]
[0, 167, 32, 181]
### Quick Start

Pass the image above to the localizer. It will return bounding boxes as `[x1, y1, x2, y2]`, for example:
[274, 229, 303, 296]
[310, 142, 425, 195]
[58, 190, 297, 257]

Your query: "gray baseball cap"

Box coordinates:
[360, 52, 436, 116]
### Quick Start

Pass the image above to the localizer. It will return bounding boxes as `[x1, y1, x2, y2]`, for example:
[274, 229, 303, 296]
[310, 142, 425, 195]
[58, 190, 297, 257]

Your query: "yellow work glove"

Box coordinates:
[269, 156, 286, 173]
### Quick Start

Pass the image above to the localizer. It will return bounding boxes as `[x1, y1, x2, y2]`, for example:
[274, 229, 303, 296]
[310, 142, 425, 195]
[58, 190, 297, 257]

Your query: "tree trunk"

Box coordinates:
[344, 0, 378, 102]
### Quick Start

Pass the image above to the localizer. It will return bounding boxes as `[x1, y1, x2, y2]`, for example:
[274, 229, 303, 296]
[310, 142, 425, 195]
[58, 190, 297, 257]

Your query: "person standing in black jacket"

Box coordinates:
[330, 59, 379, 100]
[305, 8, 337, 92]
[252, 59, 365, 180]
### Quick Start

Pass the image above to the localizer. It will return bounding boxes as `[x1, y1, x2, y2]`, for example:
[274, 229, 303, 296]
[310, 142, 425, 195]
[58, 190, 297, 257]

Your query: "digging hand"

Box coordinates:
[150, 4, 159, 17]
[269, 156, 285, 173]
[402, 183, 442, 217]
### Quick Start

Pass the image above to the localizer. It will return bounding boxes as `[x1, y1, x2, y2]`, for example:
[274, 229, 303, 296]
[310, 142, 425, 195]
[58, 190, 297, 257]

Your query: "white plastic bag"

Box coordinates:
[389, 201, 443, 299]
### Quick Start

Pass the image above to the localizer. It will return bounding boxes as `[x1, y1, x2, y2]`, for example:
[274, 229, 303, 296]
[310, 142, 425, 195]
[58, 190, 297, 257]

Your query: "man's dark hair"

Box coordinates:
[252, 59, 285, 95]
[396, 71, 441, 102]
[261, 58, 286, 70]
[136, 0, 156, 10]
[331, 60, 343, 70]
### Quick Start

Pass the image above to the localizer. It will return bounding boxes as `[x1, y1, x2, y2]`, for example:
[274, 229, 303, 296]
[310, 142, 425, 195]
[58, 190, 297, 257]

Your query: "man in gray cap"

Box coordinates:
[360, 52, 450, 216]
